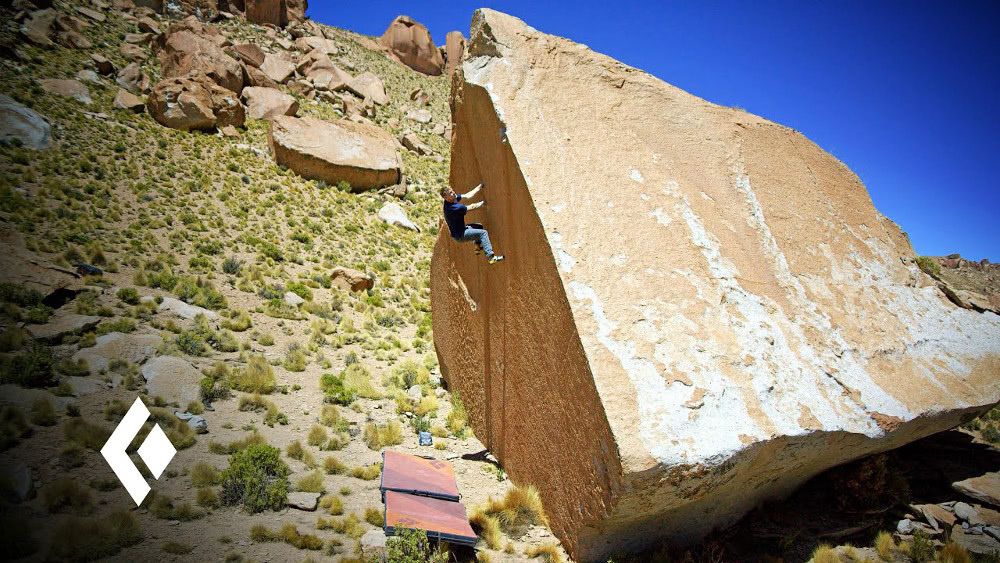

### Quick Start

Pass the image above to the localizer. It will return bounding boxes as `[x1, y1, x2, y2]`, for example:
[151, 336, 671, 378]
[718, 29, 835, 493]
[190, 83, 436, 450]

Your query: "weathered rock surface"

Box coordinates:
[230, 43, 266, 68]
[400, 131, 432, 155]
[345, 72, 388, 105]
[91, 53, 116, 75]
[21, 9, 57, 47]
[174, 410, 208, 433]
[39, 79, 91, 105]
[954, 473, 1000, 509]
[287, 491, 320, 511]
[359, 529, 387, 559]
[142, 356, 202, 405]
[0, 93, 52, 150]
[72, 332, 163, 375]
[259, 53, 295, 84]
[296, 36, 339, 55]
[431, 9, 1000, 561]
[242, 86, 297, 120]
[267, 115, 401, 190]
[330, 267, 373, 292]
[379, 15, 443, 76]
[159, 17, 244, 94]
[24, 311, 100, 343]
[113, 89, 146, 112]
[405, 107, 431, 124]
[147, 75, 244, 131]
[157, 296, 220, 320]
[444, 31, 466, 77]
[116, 62, 150, 94]
[378, 201, 419, 232]
[283, 291, 304, 307]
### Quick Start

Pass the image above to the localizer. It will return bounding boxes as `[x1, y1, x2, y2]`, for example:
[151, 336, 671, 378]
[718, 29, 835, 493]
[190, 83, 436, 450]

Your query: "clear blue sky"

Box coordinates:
[308, 2, 999, 261]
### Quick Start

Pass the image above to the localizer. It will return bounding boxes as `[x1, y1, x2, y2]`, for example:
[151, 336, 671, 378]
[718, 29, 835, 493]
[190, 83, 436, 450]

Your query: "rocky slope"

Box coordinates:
[0, 1, 564, 562]
[431, 8, 1000, 562]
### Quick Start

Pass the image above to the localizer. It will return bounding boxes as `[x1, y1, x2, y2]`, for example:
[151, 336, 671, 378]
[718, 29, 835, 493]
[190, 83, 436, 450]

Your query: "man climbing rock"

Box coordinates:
[440, 184, 504, 264]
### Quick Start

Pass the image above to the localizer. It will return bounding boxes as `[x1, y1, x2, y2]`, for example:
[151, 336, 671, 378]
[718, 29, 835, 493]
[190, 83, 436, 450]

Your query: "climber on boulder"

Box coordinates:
[440, 184, 504, 264]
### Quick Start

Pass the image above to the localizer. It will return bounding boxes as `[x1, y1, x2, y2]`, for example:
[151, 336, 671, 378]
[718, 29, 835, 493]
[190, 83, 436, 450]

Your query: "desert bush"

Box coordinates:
[230, 355, 276, 394]
[319, 372, 357, 405]
[30, 397, 57, 426]
[296, 470, 325, 493]
[63, 418, 110, 450]
[0, 345, 56, 388]
[364, 506, 384, 527]
[447, 393, 469, 437]
[116, 287, 140, 305]
[148, 495, 204, 521]
[350, 463, 382, 481]
[323, 456, 346, 475]
[46, 511, 143, 561]
[219, 444, 289, 513]
[319, 494, 344, 515]
[472, 484, 548, 539]
[916, 256, 942, 278]
[385, 527, 449, 563]
[197, 487, 220, 509]
[43, 478, 94, 515]
[363, 421, 403, 450]
[189, 462, 219, 487]
[307, 424, 327, 447]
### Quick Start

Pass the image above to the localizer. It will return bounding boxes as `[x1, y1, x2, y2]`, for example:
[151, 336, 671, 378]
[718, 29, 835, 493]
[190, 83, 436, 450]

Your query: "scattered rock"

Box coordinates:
[242, 62, 280, 89]
[295, 36, 339, 55]
[57, 30, 92, 49]
[330, 267, 374, 292]
[220, 124, 239, 137]
[230, 43, 266, 68]
[299, 50, 352, 91]
[157, 296, 219, 320]
[267, 115, 402, 191]
[406, 385, 422, 401]
[24, 312, 101, 342]
[259, 53, 295, 84]
[20, 9, 57, 47]
[65, 376, 104, 396]
[952, 525, 1000, 555]
[409, 88, 430, 106]
[345, 72, 388, 105]
[378, 202, 420, 232]
[147, 75, 245, 131]
[174, 411, 208, 433]
[896, 519, 913, 535]
[283, 291, 304, 307]
[287, 491, 320, 511]
[7, 462, 34, 502]
[379, 15, 443, 76]
[359, 529, 387, 559]
[125, 32, 153, 46]
[400, 132, 433, 156]
[116, 62, 150, 94]
[955, 473, 1000, 509]
[159, 17, 244, 94]
[0, 93, 52, 150]
[405, 107, 432, 124]
[75, 6, 106, 22]
[956, 502, 985, 526]
[39, 79, 91, 105]
[241, 86, 298, 120]
[113, 89, 146, 112]
[137, 16, 160, 35]
[120, 42, 147, 61]
[76, 70, 102, 85]
[142, 356, 202, 405]
[72, 332, 163, 375]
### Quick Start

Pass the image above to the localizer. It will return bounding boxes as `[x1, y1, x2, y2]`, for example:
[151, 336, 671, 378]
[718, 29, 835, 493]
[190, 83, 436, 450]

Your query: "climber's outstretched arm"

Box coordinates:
[464, 183, 483, 199]
[467, 201, 485, 210]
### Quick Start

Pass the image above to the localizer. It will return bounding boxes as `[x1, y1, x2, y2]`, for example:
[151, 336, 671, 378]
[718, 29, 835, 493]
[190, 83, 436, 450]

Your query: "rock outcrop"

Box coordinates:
[267, 115, 401, 190]
[0, 94, 52, 150]
[147, 75, 245, 131]
[245, 0, 306, 27]
[379, 15, 443, 76]
[444, 31, 465, 77]
[431, 9, 1000, 561]
[242, 86, 298, 120]
[159, 16, 244, 94]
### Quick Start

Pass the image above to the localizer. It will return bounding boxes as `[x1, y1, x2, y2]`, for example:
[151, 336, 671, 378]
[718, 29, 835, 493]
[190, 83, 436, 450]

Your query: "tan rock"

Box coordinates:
[137, 16, 160, 35]
[445, 31, 466, 77]
[954, 473, 1000, 509]
[113, 89, 146, 112]
[259, 53, 295, 84]
[431, 10, 1000, 561]
[299, 50, 352, 91]
[39, 79, 91, 105]
[0, 93, 52, 150]
[378, 15, 443, 76]
[20, 9, 57, 47]
[75, 6, 106, 22]
[231, 42, 266, 68]
[331, 267, 373, 292]
[25, 312, 101, 343]
[147, 75, 245, 131]
[409, 88, 430, 106]
[221, 125, 240, 137]
[124, 32, 153, 45]
[142, 356, 201, 405]
[242, 62, 279, 89]
[245, 0, 281, 26]
[91, 53, 116, 75]
[346, 72, 388, 105]
[241, 86, 298, 120]
[268, 115, 401, 191]
[159, 19, 243, 93]
[56, 30, 92, 49]
[120, 42, 147, 61]
[400, 131, 432, 155]
[295, 35, 338, 55]
[116, 63, 149, 94]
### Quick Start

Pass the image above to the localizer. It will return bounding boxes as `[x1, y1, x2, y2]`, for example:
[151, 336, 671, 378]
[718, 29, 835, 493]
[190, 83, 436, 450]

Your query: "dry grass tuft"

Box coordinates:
[524, 542, 564, 563]
[874, 530, 895, 561]
[939, 540, 971, 563]
[810, 543, 838, 563]
[363, 420, 402, 450]
[295, 470, 326, 493]
[364, 506, 384, 527]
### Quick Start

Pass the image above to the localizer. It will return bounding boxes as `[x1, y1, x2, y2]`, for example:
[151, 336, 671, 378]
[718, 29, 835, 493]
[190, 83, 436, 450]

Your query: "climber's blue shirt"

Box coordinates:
[443, 194, 468, 239]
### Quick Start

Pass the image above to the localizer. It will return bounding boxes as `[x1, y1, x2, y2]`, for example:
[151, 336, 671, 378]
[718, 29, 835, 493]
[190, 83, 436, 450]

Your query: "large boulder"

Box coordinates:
[242, 86, 298, 120]
[245, 0, 305, 27]
[267, 115, 401, 191]
[298, 50, 351, 91]
[378, 15, 443, 76]
[0, 94, 52, 150]
[142, 356, 202, 405]
[345, 72, 388, 105]
[259, 53, 295, 84]
[431, 9, 1000, 562]
[230, 43, 266, 68]
[20, 9, 57, 47]
[147, 75, 245, 131]
[116, 63, 150, 94]
[39, 79, 91, 105]
[378, 201, 419, 232]
[444, 31, 466, 77]
[159, 17, 243, 94]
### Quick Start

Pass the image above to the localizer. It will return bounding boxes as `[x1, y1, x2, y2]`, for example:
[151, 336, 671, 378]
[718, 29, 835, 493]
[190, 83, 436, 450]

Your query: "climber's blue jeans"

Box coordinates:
[455, 227, 493, 257]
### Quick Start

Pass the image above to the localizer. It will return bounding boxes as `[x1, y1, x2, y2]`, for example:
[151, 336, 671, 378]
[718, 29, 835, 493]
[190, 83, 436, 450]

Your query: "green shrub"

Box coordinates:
[0, 282, 43, 307]
[30, 397, 57, 426]
[982, 423, 1000, 444]
[63, 418, 111, 450]
[230, 356, 276, 394]
[219, 444, 289, 513]
[916, 256, 942, 278]
[319, 372, 357, 405]
[116, 287, 140, 305]
[46, 511, 143, 562]
[0, 345, 56, 387]
[386, 527, 448, 563]
[43, 477, 94, 515]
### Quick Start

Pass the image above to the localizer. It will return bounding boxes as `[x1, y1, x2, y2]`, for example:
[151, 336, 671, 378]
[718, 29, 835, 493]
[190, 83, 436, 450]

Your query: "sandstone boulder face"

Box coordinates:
[431, 10, 1000, 561]
[242, 86, 297, 120]
[267, 115, 401, 191]
[245, 0, 305, 27]
[379, 15, 444, 76]
[0, 94, 52, 150]
[147, 75, 245, 131]
[159, 17, 243, 94]
[345, 72, 388, 105]
[444, 31, 465, 77]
